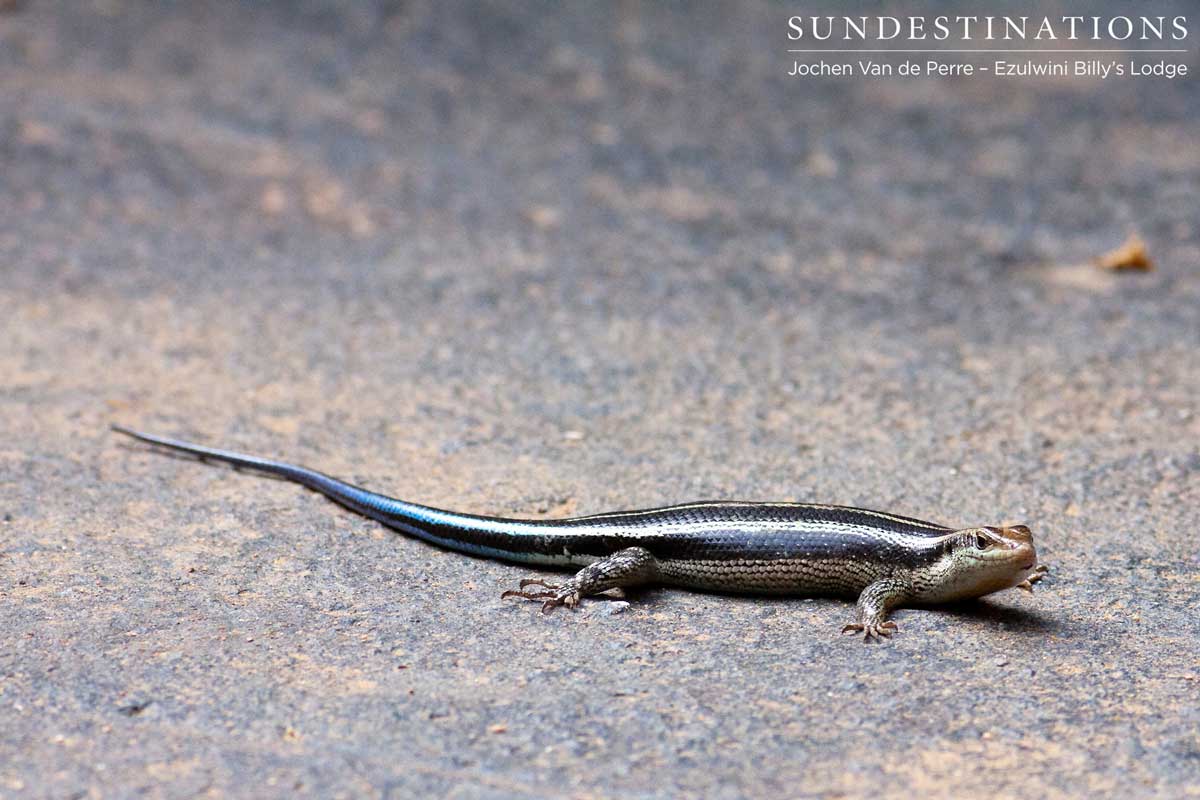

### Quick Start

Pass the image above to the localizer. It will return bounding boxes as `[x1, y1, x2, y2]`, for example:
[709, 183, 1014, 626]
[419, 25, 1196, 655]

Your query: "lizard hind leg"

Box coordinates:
[501, 547, 659, 614]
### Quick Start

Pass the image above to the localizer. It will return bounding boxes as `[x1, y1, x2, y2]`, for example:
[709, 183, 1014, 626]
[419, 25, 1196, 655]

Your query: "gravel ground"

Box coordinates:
[2, 2, 1198, 798]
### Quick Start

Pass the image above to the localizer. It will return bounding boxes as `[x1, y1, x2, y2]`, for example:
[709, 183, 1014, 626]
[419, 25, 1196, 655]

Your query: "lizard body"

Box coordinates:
[113, 426, 1045, 639]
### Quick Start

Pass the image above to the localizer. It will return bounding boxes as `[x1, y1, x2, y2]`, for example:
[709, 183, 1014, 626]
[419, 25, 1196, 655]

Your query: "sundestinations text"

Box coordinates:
[786, 15, 1188, 42]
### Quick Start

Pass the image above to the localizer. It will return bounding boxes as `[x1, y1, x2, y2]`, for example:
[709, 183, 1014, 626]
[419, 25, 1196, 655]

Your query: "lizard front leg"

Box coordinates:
[1017, 564, 1049, 592]
[842, 579, 911, 642]
[502, 547, 659, 613]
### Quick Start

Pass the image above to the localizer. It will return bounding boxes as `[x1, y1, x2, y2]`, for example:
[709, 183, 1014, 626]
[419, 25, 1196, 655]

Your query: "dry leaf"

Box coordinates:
[1095, 234, 1153, 271]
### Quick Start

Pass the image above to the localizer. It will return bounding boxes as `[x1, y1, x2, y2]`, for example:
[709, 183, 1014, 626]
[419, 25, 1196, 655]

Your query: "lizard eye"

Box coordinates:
[975, 533, 991, 549]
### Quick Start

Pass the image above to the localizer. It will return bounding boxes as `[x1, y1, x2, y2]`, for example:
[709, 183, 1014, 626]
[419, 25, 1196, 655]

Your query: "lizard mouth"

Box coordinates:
[1020, 561, 1035, 570]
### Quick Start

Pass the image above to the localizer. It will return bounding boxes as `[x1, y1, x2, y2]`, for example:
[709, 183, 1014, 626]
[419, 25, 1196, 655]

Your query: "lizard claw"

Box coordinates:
[519, 578, 561, 592]
[502, 578, 581, 613]
[500, 578, 560, 602]
[841, 620, 898, 642]
[1017, 564, 1049, 593]
[540, 589, 582, 614]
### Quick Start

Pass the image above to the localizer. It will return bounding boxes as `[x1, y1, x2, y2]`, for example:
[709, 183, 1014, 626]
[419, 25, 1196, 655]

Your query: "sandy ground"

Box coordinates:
[2, 2, 1199, 798]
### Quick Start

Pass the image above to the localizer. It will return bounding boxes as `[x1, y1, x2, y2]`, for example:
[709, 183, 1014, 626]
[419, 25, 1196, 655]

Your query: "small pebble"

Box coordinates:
[597, 601, 630, 616]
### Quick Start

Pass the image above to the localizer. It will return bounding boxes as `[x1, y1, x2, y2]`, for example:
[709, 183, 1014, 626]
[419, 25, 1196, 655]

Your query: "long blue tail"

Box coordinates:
[111, 425, 584, 566]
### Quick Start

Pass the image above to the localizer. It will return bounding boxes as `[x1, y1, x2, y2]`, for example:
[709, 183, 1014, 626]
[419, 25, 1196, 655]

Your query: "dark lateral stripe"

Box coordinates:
[113, 427, 958, 566]
[634, 530, 949, 566]
[566, 504, 951, 537]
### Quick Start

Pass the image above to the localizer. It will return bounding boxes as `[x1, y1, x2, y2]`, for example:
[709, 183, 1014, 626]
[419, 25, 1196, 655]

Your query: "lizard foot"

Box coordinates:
[500, 548, 657, 614]
[500, 579, 581, 613]
[841, 620, 898, 642]
[501, 578, 560, 598]
[1017, 564, 1049, 593]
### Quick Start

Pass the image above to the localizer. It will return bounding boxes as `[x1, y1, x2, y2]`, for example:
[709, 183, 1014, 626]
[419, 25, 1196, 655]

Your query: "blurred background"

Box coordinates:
[2, 2, 1198, 797]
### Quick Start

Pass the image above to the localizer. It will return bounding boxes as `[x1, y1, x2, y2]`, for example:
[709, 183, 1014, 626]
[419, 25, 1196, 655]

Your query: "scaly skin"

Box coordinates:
[112, 426, 1047, 641]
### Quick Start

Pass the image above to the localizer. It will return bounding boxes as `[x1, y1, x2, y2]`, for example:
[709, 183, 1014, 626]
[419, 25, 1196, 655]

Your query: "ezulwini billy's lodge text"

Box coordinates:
[787, 58, 1188, 79]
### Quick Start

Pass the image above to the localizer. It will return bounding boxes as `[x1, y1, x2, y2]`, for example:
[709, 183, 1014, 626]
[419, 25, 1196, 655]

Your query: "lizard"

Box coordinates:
[112, 425, 1047, 640]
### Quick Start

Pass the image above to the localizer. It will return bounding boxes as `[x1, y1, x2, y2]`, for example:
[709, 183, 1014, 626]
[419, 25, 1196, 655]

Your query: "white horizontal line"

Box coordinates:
[787, 49, 1189, 53]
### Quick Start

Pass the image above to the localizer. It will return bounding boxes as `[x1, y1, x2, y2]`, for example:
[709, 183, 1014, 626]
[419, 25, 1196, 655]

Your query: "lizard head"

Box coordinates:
[923, 524, 1041, 602]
